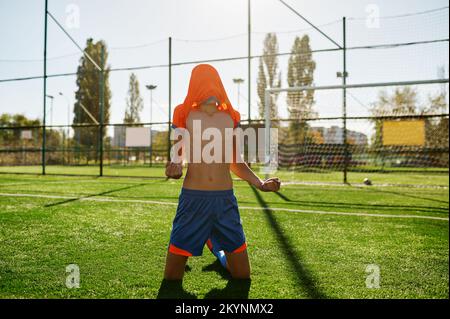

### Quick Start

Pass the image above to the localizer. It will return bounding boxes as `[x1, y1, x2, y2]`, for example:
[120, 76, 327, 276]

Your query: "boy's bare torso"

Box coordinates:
[183, 109, 234, 191]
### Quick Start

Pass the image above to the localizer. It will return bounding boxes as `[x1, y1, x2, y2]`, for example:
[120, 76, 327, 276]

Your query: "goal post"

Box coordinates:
[264, 78, 449, 183]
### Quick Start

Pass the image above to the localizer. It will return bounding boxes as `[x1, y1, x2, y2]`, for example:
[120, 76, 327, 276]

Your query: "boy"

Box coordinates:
[164, 64, 280, 281]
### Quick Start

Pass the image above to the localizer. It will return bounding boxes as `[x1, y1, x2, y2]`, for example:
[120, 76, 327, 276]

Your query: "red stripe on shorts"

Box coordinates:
[169, 244, 193, 257]
[232, 242, 247, 254]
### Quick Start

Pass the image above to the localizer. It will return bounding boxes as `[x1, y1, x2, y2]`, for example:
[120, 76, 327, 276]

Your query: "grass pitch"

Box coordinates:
[0, 164, 448, 186]
[0, 171, 448, 299]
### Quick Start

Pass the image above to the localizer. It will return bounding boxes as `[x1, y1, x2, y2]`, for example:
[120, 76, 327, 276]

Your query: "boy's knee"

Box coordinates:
[164, 253, 188, 280]
[226, 249, 251, 279]
[164, 273, 184, 281]
[231, 273, 251, 280]
[230, 267, 251, 279]
[164, 264, 186, 280]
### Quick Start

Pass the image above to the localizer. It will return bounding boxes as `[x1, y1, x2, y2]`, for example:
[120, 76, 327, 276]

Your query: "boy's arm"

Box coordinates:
[165, 129, 184, 179]
[230, 136, 280, 192]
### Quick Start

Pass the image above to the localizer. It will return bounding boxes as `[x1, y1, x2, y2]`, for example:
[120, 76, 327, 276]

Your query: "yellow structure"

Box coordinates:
[382, 120, 425, 146]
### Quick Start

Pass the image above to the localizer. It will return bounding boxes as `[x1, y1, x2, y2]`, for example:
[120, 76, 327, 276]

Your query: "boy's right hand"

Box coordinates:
[165, 162, 183, 179]
[258, 177, 281, 192]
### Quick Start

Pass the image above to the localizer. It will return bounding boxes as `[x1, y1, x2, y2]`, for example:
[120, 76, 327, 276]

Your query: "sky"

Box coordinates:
[0, 0, 448, 138]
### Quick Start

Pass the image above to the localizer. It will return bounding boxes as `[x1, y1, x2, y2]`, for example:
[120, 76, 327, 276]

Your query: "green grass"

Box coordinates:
[0, 173, 448, 299]
[1, 165, 448, 186]
[0, 165, 168, 178]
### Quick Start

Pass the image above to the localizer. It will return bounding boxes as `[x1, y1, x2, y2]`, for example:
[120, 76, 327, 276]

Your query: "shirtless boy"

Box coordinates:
[164, 64, 280, 281]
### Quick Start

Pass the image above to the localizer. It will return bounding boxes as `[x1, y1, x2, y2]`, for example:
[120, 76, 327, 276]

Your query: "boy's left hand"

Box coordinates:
[258, 177, 281, 192]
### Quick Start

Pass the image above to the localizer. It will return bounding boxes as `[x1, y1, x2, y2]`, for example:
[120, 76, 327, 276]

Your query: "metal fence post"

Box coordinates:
[264, 89, 271, 180]
[42, 0, 48, 175]
[99, 45, 105, 176]
[248, 0, 251, 125]
[342, 16, 348, 184]
[168, 37, 172, 162]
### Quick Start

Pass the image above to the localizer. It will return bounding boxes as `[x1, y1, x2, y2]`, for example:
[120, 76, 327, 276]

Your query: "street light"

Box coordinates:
[59, 92, 71, 165]
[146, 85, 158, 124]
[58, 92, 71, 136]
[232, 78, 244, 111]
[145, 84, 157, 166]
[45, 94, 54, 127]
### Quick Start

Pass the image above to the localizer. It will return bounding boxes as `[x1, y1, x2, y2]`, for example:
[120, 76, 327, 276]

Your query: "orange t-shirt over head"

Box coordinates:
[172, 64, 241, 129]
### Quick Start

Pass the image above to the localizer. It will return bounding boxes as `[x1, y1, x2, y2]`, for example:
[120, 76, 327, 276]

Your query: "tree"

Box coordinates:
[124, 73, 144, 124]
[368, 87, 419, 168]
[257, 33, 281, 120]
[372, 87, 418, 117]
[425, 90, 448, 148]
[0, 113, 62, 165]
[152, 130, 169, 161]
[370, 87, 418, 148]
[73, 38, 111, 162]
[286, 35, 316, 143]
[370, 83, 449, 167]
[287, 35, 316, 119]
[0, 114, 41, 146]
[423, 75, 448, 166]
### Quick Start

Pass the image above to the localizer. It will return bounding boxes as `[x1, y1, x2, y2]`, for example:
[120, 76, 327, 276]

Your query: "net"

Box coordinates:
[263, 81, 449, 183]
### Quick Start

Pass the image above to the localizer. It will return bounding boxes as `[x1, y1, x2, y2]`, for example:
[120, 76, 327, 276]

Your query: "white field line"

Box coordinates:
[0, 179, 100, 187]
[0, 178, 168, 187]
[0, 192, 180, 205]
[1, 177, 447, 189]
[281, 181, 449, 189]
[0, 192, 448, 222]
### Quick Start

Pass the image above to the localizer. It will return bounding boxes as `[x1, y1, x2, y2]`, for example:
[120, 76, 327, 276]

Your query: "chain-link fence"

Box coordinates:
[0, 2, 448, 184]
[263, 81, 448, 184]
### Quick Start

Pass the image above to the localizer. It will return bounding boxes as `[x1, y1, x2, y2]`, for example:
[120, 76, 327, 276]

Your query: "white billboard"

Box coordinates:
[125, 127, 151, 147]
[21, 130, 33, 139]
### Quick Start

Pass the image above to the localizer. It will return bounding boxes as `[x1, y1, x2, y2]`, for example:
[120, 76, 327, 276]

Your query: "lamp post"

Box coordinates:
[59, 92, 71, 165]
[146, 84, 157, 166]
[46, 94, 54, 127]
[233, 78, 244, 111]
[58, 92, 71, 136]
[233, 78, 246, 165]
[44, 94, 53, 170]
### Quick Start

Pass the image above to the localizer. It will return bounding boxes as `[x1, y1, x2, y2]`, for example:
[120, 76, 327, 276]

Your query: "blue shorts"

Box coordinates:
[169, 188, 247, 257]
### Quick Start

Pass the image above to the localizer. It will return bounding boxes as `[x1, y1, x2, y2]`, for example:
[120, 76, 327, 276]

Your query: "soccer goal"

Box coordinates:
[264, 79, 449, 183]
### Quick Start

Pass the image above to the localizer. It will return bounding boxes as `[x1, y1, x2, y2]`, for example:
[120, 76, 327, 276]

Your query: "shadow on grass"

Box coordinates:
[157, 279, 197, 299]
[358, 186, 449, 205]
[44, 183, 148, 208]
[202, 260, 251, 299]
[202, 259, 231, 280]
[0, 187, 180, 202]
[250, 186, 326, 299]
[204, 279, 251, 299]
[272, 190, 448, 214]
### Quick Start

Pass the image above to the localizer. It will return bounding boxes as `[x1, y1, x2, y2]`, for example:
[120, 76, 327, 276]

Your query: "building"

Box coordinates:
[312, 126, 368, 145]
[112, 126, 126, 148]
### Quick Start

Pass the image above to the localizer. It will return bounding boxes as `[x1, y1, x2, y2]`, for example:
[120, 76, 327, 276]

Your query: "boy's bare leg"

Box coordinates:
[225, 250, 251, 279]
[164, 252, 188, 280]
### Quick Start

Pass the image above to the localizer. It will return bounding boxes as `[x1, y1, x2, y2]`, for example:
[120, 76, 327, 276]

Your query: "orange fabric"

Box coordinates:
[172, 64, 241, 129]
[169, 244, 193, 257]
[206, 239, 213, 251]
[231, 242, 247, 254]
